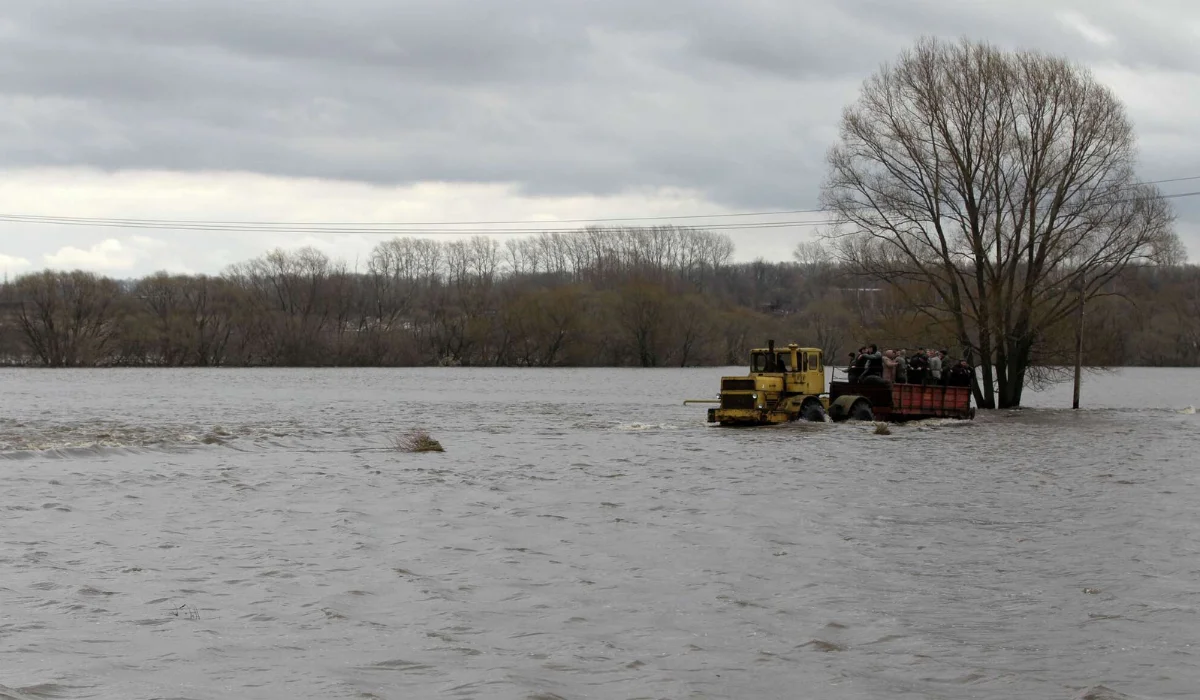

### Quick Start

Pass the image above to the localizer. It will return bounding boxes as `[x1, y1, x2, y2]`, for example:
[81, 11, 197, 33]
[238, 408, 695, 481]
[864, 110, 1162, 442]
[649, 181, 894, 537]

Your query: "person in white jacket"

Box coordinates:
[928, 349, 943, 383]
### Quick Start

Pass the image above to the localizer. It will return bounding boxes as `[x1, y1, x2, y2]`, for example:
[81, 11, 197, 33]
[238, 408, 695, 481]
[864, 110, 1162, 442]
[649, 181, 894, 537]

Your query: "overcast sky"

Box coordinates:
[1, 0, 1197, 278]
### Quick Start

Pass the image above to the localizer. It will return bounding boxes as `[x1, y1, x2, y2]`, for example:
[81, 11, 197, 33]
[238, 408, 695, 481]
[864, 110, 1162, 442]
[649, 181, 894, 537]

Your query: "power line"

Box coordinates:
[0, 175, 1195, 234]
[0, 214, 838, 234]
[2, 191, 1196, 235]
[1153, 189, 1200, 200]
[0, 208, 830, 229]
[1134, 174, 1200, 187]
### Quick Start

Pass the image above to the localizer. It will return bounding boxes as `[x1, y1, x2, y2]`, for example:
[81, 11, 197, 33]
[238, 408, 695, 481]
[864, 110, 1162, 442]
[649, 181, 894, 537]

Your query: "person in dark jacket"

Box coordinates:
[861, 345, 883, 378]
[908, 349, 928, 385]
[948, 360, 973, 387]
[848, 347, 867, 382]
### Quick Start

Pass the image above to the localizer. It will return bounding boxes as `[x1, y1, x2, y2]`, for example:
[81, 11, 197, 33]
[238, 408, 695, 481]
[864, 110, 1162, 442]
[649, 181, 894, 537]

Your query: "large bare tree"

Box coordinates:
[12, 270, 122, 367]
[820, 37, 1181, 408]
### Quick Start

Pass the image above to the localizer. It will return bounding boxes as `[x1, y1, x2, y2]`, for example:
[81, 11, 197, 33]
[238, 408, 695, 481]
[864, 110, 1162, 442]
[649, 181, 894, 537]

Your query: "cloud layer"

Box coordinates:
[0, 0, 1197, 274]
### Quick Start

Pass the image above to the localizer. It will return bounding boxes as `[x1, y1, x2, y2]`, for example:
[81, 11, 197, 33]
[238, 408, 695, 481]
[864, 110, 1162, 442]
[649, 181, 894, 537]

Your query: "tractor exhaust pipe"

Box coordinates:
[768, 339, 775, 353]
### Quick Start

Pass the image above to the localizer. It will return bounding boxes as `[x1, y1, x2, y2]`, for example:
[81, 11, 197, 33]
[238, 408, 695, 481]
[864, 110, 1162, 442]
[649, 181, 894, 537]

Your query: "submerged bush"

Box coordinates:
[393, 428, 444, 453]
[873, 422, 891, 435]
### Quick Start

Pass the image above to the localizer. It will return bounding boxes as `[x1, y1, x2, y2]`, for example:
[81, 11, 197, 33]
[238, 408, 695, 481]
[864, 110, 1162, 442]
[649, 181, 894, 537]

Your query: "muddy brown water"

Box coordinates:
[0, 367, 1196, 699]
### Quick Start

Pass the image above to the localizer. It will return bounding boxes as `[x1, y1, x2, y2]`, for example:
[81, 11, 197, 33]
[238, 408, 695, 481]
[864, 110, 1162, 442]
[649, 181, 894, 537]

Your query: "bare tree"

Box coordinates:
[668, 294, 712, 367]
[134, 272, 188, 365]
[12, 270, 122, 366]
[820, 37, 1180, 408]
[798, 298, 852, 361]
[618, 283, 669, 367]
[182, 275, 236, 366]
[225, 247, 336, 365]
[792, 240, 833, 268]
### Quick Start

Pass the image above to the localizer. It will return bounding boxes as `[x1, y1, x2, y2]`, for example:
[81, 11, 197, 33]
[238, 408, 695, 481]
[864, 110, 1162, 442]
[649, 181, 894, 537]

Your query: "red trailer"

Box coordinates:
[827, 378, 975, 422]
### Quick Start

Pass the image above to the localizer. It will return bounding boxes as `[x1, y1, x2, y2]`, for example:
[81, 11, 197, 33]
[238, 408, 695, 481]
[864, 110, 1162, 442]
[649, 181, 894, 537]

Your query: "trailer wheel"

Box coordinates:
[829, 395, 866, 422]
[850, 400, 874, 422]
[801, 401, 827, 422]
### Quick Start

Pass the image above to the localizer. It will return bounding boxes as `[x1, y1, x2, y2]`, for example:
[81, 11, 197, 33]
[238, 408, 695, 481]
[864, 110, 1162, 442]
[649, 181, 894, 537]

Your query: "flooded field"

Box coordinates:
[0, 367, 1197, 699]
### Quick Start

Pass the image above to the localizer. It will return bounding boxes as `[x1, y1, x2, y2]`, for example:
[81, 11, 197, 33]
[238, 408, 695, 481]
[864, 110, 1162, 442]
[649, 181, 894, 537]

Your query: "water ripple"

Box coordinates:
[0, 367, 1196, 698]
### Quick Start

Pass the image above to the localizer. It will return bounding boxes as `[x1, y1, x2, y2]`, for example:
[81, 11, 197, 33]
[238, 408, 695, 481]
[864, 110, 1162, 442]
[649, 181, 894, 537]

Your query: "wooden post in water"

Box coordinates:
[1072, 284, 1084, 409]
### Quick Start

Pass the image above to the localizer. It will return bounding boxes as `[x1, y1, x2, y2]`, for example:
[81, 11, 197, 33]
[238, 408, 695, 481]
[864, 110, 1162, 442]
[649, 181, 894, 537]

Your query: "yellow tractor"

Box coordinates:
[688, 340, 836, 426]
[687, 339, 972, 426]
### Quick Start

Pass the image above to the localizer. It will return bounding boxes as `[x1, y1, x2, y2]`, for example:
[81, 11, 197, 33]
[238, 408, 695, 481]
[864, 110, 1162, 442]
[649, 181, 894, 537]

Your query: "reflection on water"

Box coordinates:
[0, 367, 1196, 699]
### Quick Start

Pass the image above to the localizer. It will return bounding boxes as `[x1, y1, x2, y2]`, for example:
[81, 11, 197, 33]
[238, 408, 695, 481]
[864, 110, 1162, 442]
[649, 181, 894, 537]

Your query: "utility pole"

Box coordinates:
[1072, 280, 1084, 409]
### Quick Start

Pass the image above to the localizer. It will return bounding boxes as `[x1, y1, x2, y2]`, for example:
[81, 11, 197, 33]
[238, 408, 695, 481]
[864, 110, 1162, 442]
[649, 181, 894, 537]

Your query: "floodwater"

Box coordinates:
[0, 367, 1196, 700]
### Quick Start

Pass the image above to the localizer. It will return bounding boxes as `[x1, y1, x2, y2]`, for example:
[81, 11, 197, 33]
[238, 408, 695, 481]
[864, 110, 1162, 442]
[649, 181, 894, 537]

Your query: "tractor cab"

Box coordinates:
[749, 344, 819, 381]
[706, 340, 829, 425]
[750, 349, 781, 372]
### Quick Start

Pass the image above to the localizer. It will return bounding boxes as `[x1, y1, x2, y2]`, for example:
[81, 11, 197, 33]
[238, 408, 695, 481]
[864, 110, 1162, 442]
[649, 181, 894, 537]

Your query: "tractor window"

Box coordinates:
[799, 352, 808, 373]
[777, 353, 791, 371]
[808, 352, 821, 372]
[751, 352, 768, 372]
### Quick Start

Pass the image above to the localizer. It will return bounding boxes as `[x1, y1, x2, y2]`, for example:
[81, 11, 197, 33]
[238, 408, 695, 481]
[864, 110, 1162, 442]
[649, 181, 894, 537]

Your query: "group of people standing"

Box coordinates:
[847, 345, 974, 387]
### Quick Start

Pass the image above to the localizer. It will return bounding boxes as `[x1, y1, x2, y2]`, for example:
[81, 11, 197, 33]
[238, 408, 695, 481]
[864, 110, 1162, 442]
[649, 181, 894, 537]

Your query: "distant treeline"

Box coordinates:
[0, 226, 1197, 368]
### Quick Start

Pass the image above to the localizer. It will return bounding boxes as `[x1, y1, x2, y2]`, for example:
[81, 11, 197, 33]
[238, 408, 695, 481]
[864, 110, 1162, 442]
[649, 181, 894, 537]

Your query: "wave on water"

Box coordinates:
[1179, 405, 1196, 415]
[0, 684, 84, 700]
[611, 422, 683, 431]
[907, 417, 977, 429]
[0, 418, 324, 458]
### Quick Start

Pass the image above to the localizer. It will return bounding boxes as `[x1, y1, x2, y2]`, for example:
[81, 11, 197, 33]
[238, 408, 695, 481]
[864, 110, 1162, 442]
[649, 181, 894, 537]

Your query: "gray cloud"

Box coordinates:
[0, 0, 1198, 222]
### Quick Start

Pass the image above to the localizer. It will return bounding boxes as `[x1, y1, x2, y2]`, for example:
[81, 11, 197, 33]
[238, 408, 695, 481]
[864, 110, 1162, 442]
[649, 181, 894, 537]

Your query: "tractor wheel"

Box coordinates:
[850, 400, 874, 422]
[802, 401, 827, 422]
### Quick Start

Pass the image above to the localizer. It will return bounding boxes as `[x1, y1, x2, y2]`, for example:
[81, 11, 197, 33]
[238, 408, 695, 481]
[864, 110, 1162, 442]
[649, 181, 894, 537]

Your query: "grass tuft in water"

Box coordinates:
[873, 422, 892, 435]
[169, 603, 200, 620]
[392, 428, 445, 453]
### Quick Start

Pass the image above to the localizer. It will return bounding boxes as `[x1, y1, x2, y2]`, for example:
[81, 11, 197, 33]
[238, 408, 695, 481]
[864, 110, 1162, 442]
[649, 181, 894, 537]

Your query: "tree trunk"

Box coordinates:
[975, 329, 996, 409]
[1073, 291, 1084, 409]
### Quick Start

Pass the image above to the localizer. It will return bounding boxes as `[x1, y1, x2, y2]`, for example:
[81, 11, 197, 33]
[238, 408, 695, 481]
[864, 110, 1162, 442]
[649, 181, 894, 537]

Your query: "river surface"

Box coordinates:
[0, 367, 1196, 700]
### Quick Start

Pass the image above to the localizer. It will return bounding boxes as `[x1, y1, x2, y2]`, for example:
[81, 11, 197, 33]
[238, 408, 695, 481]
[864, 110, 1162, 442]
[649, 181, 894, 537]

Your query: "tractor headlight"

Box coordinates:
[752, 393, 758, 400]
